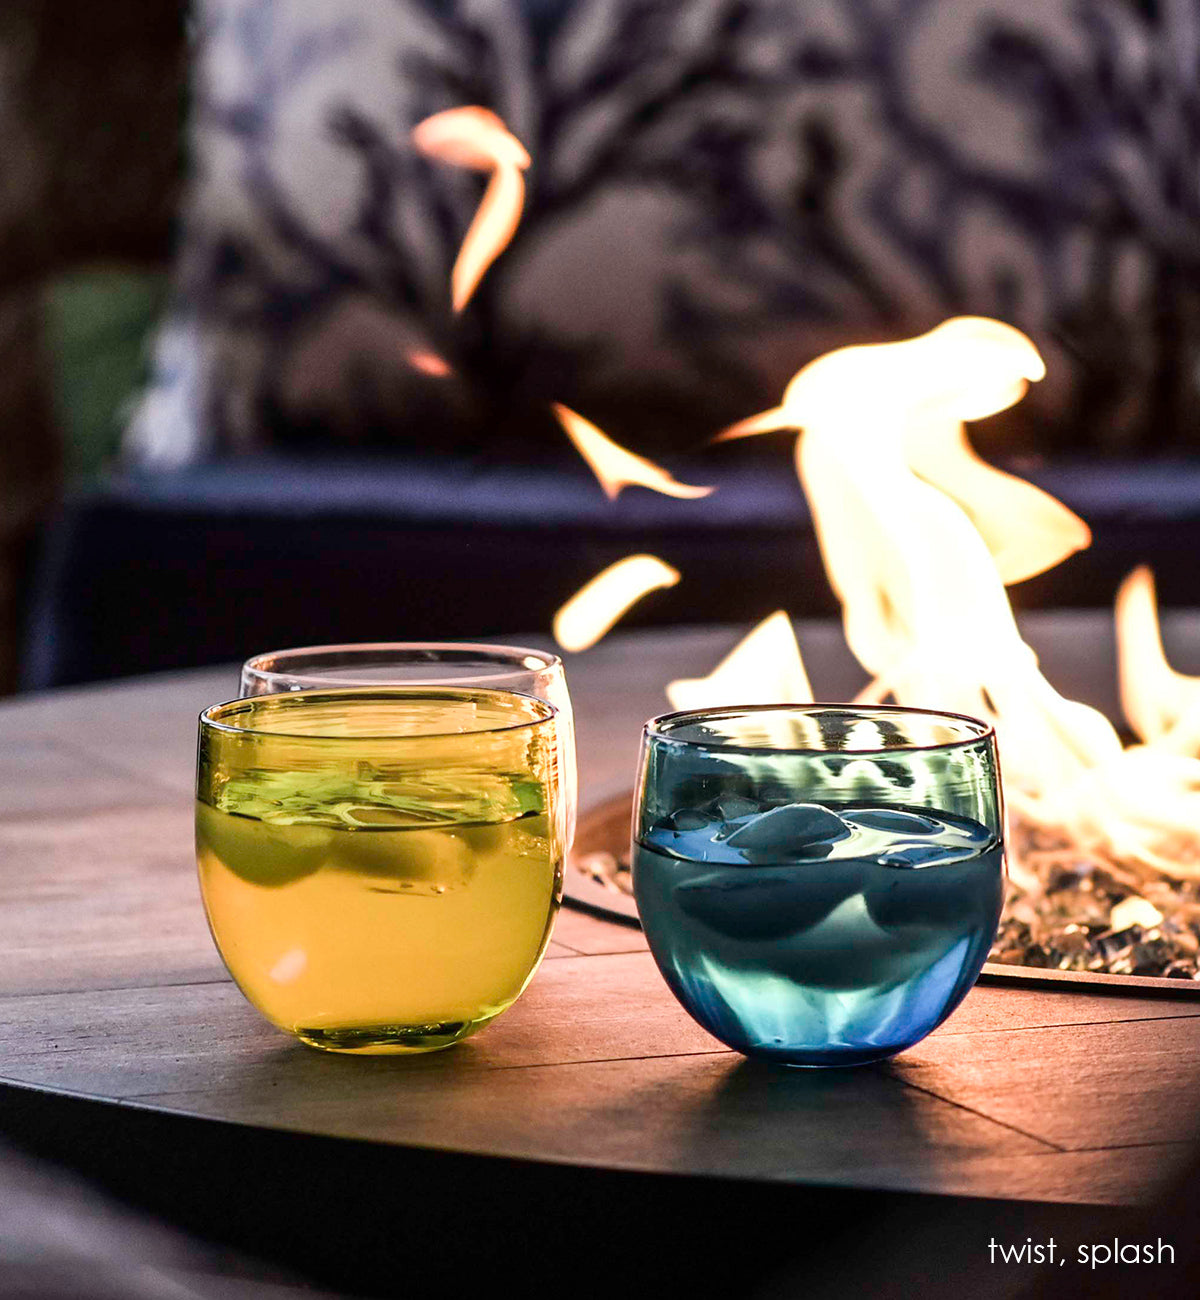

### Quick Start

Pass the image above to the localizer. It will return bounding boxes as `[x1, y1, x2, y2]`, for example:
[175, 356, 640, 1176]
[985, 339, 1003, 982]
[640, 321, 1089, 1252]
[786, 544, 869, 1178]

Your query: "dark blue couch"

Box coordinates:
[23, 449, 1200, 690]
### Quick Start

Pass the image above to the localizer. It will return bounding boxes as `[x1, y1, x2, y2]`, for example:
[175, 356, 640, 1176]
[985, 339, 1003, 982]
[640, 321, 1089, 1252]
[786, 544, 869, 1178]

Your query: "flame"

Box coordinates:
[553, 555, 680, 653]
[902, 422, 1090, 585]
[666, 611, 812, 711]
[553, 404, 713, 501]
[549, 406, 708, 658]
[405, 349, 453, 378]
[720, 319, 1089, 585]
[412, 107, 530, 312]
[1117, 565, 1200, 754]
[703, 316, 1200, 880]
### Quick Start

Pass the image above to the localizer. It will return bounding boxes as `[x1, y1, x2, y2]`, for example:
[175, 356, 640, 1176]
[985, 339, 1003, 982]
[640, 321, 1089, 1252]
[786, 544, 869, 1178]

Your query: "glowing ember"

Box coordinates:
[553, 555, 680, 653]
[666, 611, 811, 712]
[411, 107, 531, 312]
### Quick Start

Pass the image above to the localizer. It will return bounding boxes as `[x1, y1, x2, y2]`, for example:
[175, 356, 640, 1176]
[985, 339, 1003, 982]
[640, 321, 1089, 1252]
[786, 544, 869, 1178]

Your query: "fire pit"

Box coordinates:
[409, 114, 1200, 1000]
[564, 609, 1200, 998]
[534, 316, 1200, 1000]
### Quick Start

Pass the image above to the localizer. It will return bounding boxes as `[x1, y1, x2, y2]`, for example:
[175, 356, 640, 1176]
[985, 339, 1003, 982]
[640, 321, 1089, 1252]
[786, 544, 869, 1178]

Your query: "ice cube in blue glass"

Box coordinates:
[844, 808, 942, 836]
[725, 802, 852, 862]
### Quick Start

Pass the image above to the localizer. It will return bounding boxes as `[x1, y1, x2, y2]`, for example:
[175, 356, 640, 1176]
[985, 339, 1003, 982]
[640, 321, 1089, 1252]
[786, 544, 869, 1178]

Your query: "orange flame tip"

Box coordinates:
[412, 106, 531, 312]
[712, 407, 790, 442]
[553, 404, 713, 501]
[405, 349, 454, 378]
[411, 107, 530, 171]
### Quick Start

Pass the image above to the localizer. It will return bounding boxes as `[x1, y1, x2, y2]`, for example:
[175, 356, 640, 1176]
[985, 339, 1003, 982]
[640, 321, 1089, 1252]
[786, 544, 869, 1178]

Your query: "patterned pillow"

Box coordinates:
[125, 0, 1200, 466]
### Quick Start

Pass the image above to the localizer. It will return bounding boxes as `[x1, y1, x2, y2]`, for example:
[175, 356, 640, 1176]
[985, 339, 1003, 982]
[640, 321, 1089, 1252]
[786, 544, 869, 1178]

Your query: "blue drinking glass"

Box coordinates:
[632, 704, 1005, 1066]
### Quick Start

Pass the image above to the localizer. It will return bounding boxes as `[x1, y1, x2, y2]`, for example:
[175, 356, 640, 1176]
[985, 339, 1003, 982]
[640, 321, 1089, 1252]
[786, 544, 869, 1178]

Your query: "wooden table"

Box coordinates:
[4, 624, 1200, 1293]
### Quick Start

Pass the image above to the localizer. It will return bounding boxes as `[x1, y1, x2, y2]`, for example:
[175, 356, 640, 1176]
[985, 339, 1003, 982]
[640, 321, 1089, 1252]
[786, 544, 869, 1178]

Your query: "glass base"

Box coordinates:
[739, 1043, 910, 1068]
[294, 1019, 482, 1054]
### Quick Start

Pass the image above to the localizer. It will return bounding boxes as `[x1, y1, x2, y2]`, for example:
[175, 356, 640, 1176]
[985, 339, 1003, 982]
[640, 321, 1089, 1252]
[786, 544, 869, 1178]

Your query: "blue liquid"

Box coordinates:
[633, 803, 1004, 1066]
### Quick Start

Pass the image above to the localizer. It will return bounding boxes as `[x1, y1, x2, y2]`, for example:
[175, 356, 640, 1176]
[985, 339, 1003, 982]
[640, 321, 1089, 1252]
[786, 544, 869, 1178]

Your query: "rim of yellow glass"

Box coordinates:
[644, 702, 994, 757]
[199, 686, 558, 744]
[241, 641, 563, 691]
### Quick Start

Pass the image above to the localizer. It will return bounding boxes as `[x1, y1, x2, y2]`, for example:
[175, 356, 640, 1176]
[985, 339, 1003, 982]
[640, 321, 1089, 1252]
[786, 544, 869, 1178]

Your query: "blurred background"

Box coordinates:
[6, 0, 1200, 697]
[6, 4, 1200, 1298]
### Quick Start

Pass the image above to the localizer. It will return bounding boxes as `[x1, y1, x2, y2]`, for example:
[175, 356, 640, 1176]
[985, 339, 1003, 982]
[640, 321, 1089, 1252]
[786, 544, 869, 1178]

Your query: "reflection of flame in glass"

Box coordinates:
[412, 107, 531, 312]
[553, 556, 680, 653]
[269, 948, 307, 985]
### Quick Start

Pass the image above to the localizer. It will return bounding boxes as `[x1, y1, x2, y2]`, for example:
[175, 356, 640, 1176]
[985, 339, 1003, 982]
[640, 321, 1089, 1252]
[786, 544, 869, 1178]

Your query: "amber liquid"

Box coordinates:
[198, 805, 560, 1051]
[195, 690, 563, 1053]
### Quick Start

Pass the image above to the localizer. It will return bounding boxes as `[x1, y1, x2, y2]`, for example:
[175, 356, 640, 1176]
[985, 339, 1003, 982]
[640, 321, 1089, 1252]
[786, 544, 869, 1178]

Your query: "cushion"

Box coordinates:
[126, 0, 1200, 467]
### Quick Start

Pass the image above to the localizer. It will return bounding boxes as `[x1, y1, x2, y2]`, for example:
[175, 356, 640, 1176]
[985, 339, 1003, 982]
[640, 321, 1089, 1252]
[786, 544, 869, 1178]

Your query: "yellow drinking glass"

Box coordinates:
[238, 642, 577, 850]
[196, 687, 567, 1054]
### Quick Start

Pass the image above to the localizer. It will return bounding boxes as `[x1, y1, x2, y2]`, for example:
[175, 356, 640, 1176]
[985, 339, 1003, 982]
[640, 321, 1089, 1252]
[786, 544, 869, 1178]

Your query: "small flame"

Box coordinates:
[412, 107, 531, 312]
[553, 555, 680, 653]
[666, 611, 812, 711]
[553, 404, 713, 501]
[406, 349, 454, 378]
[1117, 565, 1200, 754]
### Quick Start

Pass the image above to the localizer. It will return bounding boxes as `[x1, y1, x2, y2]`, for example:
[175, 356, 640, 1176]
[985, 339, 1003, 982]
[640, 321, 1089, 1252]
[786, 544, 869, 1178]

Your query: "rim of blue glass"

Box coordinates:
[644, 702, 994, 757]
[200, 686, 558, 744]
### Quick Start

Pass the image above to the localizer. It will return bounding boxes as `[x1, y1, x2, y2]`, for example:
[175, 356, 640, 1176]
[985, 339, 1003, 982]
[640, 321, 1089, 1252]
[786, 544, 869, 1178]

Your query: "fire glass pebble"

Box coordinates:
[989, 820, 1200, 980]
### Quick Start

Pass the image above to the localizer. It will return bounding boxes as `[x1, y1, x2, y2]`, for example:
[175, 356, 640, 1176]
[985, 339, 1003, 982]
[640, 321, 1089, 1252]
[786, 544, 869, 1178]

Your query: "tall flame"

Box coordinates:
[709, 316, 1200, 880]
[412, 107, 531, 312]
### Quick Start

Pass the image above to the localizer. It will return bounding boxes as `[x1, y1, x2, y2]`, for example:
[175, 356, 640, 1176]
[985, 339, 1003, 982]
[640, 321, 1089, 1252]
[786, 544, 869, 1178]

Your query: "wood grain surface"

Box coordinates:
[4, 635, 1200, 1210]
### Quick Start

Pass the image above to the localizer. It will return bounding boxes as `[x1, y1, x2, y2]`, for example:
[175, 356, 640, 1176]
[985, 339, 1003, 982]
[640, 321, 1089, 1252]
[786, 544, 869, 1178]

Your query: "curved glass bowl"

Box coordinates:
[196, 687, 567, 1054]
[240, 643, 576, 849]
[632, 704, 1005, 1067]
